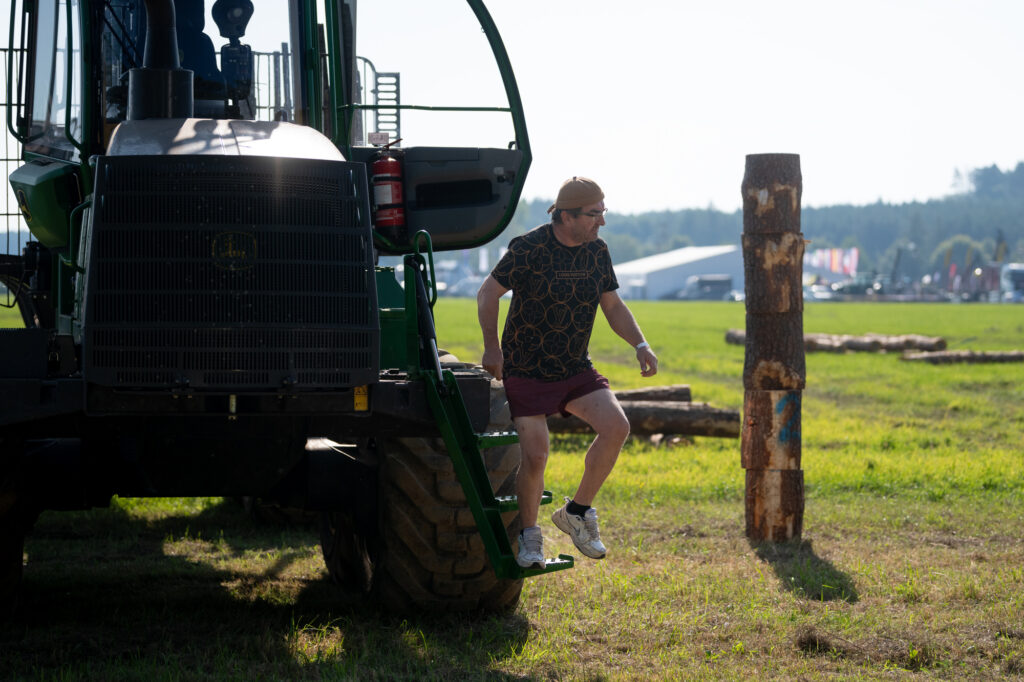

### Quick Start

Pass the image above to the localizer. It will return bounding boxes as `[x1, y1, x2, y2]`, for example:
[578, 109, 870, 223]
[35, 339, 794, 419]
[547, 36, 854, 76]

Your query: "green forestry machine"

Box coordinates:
[0, 0, 572, 617]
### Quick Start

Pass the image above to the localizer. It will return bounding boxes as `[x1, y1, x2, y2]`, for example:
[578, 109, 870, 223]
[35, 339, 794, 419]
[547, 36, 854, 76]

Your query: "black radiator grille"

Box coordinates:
[83, 155, 379, 390]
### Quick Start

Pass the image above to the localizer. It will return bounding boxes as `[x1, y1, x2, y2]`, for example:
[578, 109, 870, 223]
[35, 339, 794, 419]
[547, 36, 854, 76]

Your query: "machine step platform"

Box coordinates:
[404, 250, 573, 579]
[494, 490, 553, 513]
[422, 369, 574, 579]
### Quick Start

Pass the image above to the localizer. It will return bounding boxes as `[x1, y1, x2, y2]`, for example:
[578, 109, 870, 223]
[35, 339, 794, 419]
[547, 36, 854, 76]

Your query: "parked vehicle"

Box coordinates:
[675, 274, 734, 301]
[1000, 263, 1024, 303]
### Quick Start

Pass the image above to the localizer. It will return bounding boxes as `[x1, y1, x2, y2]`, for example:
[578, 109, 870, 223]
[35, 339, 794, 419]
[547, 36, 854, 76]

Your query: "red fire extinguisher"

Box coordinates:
[371, 140, 405, 237]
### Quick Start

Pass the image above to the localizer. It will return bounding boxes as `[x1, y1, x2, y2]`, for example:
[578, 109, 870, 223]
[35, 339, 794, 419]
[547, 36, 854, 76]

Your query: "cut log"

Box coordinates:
[863, 333, 947, 352]
[900, 350, 1024, 364]
[741, 153, 804, 544]
[743, 314, 805, 390]
[547, 400, 739, 438]
[745, 469, 804, 542]
[614, 384, 691, 403]
[741, 390, 801, 470]
[726, 329, 947, 353]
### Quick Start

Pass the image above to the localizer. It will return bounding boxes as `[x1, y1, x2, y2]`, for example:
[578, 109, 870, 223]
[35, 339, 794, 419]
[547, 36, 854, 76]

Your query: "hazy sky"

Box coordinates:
[5, 0, 1022, 215]
[361, 0, 1024, 214]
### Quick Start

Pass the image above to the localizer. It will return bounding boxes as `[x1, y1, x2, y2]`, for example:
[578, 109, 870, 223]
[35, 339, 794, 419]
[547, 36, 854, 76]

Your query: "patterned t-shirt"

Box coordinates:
[490, 223, 619, 381]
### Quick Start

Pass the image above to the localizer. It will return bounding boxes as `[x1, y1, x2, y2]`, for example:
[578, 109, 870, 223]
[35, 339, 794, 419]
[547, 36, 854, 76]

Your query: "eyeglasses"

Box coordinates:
[575, 209, 608, 218]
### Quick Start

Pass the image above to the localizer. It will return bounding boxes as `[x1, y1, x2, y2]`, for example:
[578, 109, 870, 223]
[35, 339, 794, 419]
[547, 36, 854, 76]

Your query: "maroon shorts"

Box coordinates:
[503, 368, 610, 419]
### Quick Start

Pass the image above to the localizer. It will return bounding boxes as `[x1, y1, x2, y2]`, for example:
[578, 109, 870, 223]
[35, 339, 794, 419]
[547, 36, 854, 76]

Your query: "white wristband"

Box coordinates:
[635, 341, 650, 351]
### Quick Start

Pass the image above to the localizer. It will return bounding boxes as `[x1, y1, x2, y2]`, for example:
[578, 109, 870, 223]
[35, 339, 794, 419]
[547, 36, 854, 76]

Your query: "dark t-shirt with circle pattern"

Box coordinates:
[490, 223, 618, 381]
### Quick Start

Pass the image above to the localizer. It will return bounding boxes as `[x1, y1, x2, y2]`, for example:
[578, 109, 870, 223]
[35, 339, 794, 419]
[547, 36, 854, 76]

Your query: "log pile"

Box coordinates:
[900, 350, 1024, 364]
[726, 329, 946, 353]
[548, 400, 739, 438]
[614, 384, 692, 402]
[546, 384, 739, 438]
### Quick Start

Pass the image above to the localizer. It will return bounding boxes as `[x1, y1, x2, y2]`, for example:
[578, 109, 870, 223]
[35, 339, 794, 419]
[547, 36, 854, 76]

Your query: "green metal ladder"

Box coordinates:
[403, 244, 573, 579]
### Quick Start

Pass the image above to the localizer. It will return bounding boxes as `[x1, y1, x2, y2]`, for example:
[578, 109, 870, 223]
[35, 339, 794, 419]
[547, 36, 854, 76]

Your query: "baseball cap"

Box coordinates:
[547, 176, 604, 213]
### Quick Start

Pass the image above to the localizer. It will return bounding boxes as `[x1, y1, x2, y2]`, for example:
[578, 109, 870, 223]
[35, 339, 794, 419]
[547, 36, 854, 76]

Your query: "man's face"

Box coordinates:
[564, 200, 607, 244]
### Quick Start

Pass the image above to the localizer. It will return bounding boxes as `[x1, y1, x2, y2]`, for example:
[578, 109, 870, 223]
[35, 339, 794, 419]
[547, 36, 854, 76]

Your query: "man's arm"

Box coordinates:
[477, 275, 510, 380]
[600, 290, 658, 377]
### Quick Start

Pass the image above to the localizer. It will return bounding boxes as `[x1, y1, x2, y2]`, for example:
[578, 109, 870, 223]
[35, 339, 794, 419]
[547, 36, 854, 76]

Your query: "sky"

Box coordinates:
[4, 0, 1022, 216]
[357, 0, 1024, 215]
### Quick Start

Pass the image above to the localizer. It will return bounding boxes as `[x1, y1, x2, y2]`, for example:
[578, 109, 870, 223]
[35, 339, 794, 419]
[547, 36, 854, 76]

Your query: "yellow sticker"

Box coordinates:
[354, 385, 369, 411]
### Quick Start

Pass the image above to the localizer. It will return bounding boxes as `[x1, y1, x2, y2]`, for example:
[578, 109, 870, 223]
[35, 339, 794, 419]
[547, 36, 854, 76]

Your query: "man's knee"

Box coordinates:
[603, 411, 630, 444]
[519, 446, 549, 471]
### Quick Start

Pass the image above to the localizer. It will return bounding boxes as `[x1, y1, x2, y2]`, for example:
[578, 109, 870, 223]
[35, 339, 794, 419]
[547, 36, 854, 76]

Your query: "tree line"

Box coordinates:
[477, 162, 1024, 284]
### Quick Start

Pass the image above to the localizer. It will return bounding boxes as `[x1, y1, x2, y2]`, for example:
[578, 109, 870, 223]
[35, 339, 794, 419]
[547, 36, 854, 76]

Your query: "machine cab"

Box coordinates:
[7, 0, 530, 258]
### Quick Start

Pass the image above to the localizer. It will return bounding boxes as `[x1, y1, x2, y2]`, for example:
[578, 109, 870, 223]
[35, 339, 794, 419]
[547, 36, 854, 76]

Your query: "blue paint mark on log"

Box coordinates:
[776, 392, 801, 444]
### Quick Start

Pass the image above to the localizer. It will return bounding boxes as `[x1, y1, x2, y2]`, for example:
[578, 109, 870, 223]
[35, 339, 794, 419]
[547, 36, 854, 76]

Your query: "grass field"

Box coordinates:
[2, 300, 1023, 680]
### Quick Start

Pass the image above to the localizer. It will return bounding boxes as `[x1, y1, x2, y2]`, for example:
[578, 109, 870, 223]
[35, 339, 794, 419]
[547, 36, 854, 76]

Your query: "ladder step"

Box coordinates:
[518, 554, 575, 577]
[477, 431, 519, 448]
[495, 490, 554, 512]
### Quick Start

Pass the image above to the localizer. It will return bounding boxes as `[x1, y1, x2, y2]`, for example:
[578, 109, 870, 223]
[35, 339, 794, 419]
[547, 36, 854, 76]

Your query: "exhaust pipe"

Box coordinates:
[127, 0, 194, 119]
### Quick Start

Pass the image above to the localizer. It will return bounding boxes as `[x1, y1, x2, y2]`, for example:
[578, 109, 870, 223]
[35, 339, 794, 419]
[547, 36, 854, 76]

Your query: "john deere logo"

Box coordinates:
[212, 232, 257, 271]
[16, 189, 31, 223]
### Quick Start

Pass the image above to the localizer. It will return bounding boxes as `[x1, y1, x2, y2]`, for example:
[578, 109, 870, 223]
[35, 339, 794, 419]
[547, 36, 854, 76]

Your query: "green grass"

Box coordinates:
[2, 300, 1024, 679]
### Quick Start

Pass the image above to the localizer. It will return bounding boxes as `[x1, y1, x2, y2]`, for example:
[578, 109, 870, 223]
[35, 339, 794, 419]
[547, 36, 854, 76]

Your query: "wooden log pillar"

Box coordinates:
[740, 153, 805, 542]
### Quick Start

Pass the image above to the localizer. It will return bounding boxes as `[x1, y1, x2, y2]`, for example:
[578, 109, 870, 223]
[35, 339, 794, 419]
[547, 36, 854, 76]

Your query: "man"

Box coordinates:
[476, 176, 658, 569]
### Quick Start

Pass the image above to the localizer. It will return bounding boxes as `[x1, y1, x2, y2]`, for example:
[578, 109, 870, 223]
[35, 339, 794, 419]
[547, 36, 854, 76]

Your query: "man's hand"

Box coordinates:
[637, 346, 658, 377]
[482, 347, 504, 380]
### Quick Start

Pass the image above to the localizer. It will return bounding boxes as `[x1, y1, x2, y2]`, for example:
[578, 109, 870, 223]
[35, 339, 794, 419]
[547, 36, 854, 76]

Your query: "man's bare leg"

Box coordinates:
[564, 389, 630, 506]
[512, 414, 550, 528]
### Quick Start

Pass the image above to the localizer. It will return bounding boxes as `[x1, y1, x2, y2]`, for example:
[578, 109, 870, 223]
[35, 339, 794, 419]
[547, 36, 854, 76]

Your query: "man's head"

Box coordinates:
[548, 176, 607, 245]
[548, 176, 604, 223]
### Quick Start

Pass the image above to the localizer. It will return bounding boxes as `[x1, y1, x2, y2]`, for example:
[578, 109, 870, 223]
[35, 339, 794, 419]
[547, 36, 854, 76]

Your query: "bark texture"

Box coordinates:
[741, 153, 805, 543]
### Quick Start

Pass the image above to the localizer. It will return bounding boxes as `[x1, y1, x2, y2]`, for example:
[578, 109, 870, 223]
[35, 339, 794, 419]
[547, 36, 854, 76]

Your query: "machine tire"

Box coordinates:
[372, 370, 523, 613]
[0, 507, 28, 620]
[0, 455, 38, 620]
[320, 508, 374, 594]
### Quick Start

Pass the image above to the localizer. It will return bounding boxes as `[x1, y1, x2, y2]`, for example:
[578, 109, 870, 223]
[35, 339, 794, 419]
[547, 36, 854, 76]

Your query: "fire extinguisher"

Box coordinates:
[371, 139, 405, 241]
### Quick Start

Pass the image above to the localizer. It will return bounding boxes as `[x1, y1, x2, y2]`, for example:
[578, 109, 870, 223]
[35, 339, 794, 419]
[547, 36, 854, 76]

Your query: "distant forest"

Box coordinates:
[477, 162, 1024, 284]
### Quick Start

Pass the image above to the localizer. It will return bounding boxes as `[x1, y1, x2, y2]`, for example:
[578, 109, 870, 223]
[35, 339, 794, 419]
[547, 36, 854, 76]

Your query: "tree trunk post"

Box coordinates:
[740, 153, 805, 542]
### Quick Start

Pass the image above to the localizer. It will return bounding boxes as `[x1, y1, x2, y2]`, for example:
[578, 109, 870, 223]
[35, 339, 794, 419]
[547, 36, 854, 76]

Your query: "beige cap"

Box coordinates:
[547, 176, 604, 213]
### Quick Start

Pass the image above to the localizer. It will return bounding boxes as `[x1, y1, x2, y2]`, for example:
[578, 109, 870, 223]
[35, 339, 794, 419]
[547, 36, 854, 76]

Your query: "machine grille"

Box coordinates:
[83, 155, 378, 390]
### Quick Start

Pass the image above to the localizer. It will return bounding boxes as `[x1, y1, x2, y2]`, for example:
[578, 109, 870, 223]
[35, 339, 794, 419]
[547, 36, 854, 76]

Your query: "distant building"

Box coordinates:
[614, 245, 743, 300]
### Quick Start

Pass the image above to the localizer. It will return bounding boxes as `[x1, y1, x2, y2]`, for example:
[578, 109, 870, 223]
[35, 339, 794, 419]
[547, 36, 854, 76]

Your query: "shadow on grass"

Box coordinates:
[0, 499, 533, 680]
[751, 539, 859, 603]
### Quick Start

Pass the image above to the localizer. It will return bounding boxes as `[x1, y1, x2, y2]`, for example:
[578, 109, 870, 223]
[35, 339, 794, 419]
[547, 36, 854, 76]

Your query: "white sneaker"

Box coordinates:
[551, 498, 607, 559]
[516, 525, 544, 569]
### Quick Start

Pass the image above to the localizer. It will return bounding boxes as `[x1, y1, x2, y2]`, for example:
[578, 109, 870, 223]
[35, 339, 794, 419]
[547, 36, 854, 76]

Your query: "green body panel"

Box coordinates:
[8, 160, 79, 248]
[376, 268, 407, 370]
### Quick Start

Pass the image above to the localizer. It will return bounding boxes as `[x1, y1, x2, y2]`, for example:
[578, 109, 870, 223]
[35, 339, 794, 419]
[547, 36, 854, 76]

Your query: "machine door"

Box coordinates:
[399, 145, 523, 252]
[342, 0, 531, 255]
[18, 0, 84, 163]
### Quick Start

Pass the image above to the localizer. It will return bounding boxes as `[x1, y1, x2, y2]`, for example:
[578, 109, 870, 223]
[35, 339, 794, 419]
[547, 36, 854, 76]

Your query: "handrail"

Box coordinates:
[412, 229, 437, 307]
[7, 2, 30, 143]
[323, 0, 342, 148]
[340, 103, 513, 114]
[63, 0, 83, 152]
[61, 197, 89, 273]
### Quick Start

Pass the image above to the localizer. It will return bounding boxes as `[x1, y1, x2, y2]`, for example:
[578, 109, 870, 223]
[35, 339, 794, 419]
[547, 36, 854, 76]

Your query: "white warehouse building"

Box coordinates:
[614, 244, 744, 300]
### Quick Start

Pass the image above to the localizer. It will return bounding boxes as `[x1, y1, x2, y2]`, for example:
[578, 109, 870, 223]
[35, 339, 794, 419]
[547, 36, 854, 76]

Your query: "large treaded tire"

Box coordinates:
[372, 372, 523, 613]
[1, 450, 38, 621]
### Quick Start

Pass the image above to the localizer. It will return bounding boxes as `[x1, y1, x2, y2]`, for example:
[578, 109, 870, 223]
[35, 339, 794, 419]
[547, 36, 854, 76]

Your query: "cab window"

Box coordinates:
[26, 0, 83, 162]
